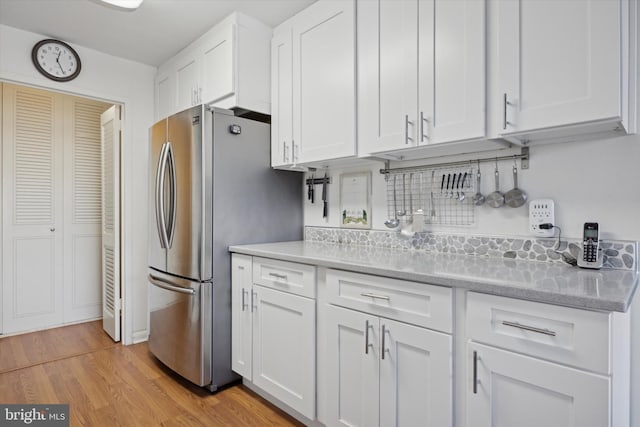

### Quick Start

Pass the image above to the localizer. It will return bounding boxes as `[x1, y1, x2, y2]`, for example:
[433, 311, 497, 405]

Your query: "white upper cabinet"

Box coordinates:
[154, 12, 271, 121]
[359, 0, 487, 157]
[174, 53, 200, 113]
[271, 0, 357, 169]
[271, 27, 294, 168]
[293, 0, 356, 165]
[491, 0, 636, 142]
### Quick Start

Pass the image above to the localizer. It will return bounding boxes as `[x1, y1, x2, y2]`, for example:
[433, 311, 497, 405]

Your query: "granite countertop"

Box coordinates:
[229, 240, 639, 312]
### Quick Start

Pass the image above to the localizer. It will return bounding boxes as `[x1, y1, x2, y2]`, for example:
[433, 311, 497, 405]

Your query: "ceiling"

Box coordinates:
[0, 0, 316, 67]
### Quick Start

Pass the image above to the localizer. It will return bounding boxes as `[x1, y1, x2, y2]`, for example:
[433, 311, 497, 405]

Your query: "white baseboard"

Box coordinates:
[131, 330, 148, 344]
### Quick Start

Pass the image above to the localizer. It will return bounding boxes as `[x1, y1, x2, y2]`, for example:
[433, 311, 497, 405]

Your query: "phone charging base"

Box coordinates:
[577, 248, 604, 269]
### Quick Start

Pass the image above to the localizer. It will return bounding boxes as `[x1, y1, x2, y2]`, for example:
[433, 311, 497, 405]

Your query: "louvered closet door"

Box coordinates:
[63, 97, 109, 323]
[2, 84, 64, 333]
[101, 105, 121, 342]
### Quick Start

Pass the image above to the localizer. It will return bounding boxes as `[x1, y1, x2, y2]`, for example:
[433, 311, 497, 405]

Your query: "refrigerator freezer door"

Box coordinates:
[165, 105, 210, 281]
[148, 118, 168, 271]
[148, 270, 212, 387]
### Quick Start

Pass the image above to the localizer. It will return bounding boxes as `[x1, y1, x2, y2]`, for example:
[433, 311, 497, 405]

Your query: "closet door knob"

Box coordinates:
[50, 228, 55, 232]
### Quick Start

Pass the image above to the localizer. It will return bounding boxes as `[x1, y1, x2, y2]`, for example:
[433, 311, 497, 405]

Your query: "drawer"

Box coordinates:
[326, 269, 452, 333]
[252, 257, 316, 299]
[466, 292, 611, 374]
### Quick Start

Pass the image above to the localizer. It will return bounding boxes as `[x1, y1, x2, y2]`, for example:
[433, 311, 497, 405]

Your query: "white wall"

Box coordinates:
[0, 24, 155, 344]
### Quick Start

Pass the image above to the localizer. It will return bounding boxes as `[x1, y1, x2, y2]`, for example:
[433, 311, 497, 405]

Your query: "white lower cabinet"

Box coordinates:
[468, 342, 609, 427]
[325, 269, 453, 427]
[231, 254, 316, 419]
[466, 291, 628, 427]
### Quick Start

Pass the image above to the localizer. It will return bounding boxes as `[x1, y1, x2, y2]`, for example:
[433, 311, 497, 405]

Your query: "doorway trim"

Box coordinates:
[0, 77, 133, 344]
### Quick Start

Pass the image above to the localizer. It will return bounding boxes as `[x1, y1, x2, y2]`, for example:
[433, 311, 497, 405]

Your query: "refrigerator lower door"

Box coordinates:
[148, 270, 211, 387]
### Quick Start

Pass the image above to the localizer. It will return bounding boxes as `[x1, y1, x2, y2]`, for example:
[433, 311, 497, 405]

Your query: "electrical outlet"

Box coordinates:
[529, 199, 555, 237]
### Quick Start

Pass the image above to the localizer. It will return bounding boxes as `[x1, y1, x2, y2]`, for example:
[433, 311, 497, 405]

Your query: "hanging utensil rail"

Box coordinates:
[379, 147, 529, 177]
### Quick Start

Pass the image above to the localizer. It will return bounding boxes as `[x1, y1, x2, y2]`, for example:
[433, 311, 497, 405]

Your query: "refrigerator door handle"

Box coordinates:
[155, 142, 169, 249]
[148, 274, 196, 295]
[166, 142, 177, 249]
[157, 142, 171, 249]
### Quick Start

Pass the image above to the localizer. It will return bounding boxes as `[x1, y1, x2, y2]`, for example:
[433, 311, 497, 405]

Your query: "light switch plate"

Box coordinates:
[529, 199, 555, 237]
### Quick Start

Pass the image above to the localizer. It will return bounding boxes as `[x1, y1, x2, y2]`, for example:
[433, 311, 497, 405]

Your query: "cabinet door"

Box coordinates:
[358, 0, 418, 155]
[498, 0, 620, 134]
[419, 0, 485, 144]
[468, 342, 610, 427]
[271, 28, 293, 167]
[2, 85, 64, 333]
[293, 0, 356, 164]
[175, 54, 199, 112]
[326, 305, 379, 427]
[155, 68, 175, 121]
[231, 254, 253, 379]
[200, 24, 234, 105]
[252, 285, 316, 419]
[379, 319, 452, 427]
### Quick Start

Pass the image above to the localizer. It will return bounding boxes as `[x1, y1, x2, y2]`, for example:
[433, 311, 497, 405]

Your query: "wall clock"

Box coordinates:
[31, 39, 82, 82]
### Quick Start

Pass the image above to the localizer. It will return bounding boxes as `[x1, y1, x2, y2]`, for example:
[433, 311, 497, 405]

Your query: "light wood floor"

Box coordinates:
[0, 321, 303, 426]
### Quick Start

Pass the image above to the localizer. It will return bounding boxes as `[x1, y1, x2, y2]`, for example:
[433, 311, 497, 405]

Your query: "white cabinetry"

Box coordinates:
[491, 0, 636, 142]
[155, 12, 271, 121]
[271, 0, 357, 168]
[359, 0, 501, 159]
[231, 255, 316, 419]
[270, 27, 293, 168]
[325, 269, 453, 427]
[466, 292, 629, 427]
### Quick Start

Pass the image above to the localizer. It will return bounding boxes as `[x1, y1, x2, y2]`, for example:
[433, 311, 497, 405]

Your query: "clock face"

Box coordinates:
[31, 39, 81, 82]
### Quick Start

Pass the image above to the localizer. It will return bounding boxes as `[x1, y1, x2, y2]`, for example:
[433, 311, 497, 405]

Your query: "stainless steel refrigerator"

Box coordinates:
[147, 105, 302, 391]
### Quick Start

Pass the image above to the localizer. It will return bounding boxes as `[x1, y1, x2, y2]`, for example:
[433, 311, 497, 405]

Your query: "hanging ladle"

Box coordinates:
[397, 174, 407, 216]
[384, 175, 400, 228]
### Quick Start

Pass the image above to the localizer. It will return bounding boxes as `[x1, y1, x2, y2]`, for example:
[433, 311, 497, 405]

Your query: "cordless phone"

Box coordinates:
[577, 222, 603, 269]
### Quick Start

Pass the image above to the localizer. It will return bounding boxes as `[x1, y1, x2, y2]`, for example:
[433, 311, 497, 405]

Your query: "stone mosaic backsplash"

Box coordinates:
[304, 227, 638, 271]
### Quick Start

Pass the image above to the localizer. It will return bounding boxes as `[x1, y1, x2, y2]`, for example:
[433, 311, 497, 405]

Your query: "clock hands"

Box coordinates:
[55, 51, 65, 75]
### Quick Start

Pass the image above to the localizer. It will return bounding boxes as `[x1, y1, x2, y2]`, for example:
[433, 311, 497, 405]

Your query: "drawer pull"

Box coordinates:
[360, 292, 390, 301]
[502, 320, 557, 337]
[268, 272, 288, 281]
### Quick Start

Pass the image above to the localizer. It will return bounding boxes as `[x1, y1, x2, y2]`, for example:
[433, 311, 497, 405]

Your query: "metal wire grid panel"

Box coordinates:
[385, 166, 476, 227]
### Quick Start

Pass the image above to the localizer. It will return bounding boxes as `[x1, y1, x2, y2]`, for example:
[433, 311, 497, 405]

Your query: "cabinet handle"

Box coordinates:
[268, 272, 288, 281]
[292, 141, 299, 163]
[364, 320, 373, 354]
[251, 290, 257, 312]
[381, 324, 388, 360]
[503, 93, 509, 130]
[283, 141, 288, 163]
[198, 87, 202, 104]
[473, 350, 478, 394]
[360, 292, 390, 301]
[501, 320, 557, 336]
[241, 288, 248, 311]
[404, 115, 413, 145]
[420, 111, 429, 143]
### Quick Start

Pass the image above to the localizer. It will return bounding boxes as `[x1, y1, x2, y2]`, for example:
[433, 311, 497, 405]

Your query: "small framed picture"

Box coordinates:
[339, 172, 371, 229]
